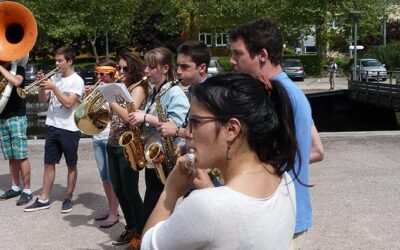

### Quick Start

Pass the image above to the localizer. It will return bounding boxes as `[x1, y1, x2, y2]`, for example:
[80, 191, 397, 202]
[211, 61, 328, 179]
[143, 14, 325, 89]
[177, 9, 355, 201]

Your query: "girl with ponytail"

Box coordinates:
[141, 72, 299, 250]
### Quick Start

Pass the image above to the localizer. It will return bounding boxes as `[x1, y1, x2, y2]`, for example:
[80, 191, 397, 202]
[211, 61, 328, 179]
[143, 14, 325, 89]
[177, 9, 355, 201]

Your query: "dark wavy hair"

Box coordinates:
[191, 72, 299, 176]
[229, 18, 283, 66]
[119, 52, 149, 97]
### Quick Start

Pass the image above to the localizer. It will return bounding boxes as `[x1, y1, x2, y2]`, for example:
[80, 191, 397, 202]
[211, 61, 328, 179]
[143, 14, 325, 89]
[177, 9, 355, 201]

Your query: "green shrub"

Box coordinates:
[218, 57, 234, 72]
[283, 55, 322, 76]
[363, 42, 400, 71]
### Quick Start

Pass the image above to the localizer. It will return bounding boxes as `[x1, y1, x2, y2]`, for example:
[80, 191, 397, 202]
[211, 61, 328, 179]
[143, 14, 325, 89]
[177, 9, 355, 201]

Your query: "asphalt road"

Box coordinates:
[0, 131, 399, 249]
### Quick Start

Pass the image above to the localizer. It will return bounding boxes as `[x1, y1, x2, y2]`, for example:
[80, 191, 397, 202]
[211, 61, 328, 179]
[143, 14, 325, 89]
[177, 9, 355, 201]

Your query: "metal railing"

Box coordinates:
[349, 70, 400, 85]
[348, 70, 400, 110]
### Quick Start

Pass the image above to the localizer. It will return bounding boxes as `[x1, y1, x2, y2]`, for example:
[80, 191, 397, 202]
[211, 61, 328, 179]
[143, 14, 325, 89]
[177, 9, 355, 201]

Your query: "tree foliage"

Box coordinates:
[15, 0, 139, 62]
[8, 0, 400, 61]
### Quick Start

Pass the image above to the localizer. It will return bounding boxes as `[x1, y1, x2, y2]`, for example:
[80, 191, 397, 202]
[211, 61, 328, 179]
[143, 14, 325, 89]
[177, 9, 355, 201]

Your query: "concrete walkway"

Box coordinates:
[0, 131, 399, 249]
[297, 76, 349, 94]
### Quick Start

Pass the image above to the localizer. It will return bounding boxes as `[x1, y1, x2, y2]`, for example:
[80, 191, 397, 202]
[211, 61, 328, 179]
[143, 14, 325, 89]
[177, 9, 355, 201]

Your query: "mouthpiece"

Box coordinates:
[185, 153, 196, 173]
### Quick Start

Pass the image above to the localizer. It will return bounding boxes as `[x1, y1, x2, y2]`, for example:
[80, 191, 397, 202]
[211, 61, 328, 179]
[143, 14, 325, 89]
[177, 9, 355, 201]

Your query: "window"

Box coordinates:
[215, 33, 228, 47]
[199, 33, 212, 46]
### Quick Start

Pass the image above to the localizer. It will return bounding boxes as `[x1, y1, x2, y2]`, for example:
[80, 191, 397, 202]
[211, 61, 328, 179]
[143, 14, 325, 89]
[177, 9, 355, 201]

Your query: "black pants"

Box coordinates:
[143, 167, 164, 224]
[107, 145, 144, 234]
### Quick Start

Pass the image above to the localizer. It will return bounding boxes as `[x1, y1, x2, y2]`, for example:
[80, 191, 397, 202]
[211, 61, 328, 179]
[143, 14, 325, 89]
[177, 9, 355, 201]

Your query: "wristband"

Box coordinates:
[144, 114, 147, 123]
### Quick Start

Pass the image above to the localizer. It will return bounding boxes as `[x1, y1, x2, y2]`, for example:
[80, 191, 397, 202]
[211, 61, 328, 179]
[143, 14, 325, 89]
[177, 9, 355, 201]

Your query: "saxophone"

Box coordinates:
[144, 81, 179, 184]
[118, 77, 148, 171]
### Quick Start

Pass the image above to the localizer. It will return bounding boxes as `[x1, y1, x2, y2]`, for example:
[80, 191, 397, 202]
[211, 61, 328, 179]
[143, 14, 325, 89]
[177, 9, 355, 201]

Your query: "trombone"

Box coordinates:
[17, 67, 58, 99]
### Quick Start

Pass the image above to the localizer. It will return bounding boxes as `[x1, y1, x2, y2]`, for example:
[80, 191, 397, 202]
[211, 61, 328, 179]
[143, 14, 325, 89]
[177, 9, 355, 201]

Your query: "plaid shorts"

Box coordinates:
[0, 116, 28, 160]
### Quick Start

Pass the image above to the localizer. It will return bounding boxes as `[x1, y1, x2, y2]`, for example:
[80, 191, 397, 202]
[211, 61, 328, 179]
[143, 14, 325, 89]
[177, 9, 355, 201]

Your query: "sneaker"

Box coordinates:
[126, 235, 141, 250]
[16, 192, 33, 206]
[112, 228, 136, 246]
[0, 189, 21, 200]
[24, 198, 50, 212]
[61, 199, 73, 213]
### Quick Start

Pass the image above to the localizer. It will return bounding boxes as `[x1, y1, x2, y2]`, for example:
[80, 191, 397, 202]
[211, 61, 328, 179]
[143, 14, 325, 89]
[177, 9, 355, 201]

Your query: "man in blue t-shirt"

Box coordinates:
[229, 18, 324, 249]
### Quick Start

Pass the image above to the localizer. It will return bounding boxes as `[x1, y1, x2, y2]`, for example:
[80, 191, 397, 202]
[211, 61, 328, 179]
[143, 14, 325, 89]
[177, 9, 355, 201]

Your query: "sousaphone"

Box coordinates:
[0, 1, 37, 113]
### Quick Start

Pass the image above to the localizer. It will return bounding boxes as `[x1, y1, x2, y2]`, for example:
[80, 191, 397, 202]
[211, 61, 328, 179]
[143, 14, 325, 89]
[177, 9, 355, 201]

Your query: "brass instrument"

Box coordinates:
[81, 79, 101, 100]
[118, 77, 148, 171]
[16, 67, 59, 98]
[0, 2, 37, 61]
[74, 75, 124, 135]
[144, 81, 179, 184]
[208, 168, 224, 182]
[0, 1, 37, 112]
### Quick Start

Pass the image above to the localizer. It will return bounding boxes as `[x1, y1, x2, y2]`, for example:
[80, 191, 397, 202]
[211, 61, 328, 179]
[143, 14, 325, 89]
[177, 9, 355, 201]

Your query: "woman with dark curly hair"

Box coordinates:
[107, 52, 149, 246]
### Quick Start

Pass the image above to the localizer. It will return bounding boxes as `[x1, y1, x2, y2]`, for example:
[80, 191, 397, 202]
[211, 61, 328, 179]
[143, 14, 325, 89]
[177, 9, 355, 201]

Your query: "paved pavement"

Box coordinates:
[295, 76, 349, 94]
[1, 132, 400, 249]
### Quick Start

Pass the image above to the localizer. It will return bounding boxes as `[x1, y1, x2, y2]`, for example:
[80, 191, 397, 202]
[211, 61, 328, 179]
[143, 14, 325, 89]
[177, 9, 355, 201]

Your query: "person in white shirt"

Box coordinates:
[141, 72, 298, 250]
[329, 58, 338, 91]
[24, 47, 84, 213]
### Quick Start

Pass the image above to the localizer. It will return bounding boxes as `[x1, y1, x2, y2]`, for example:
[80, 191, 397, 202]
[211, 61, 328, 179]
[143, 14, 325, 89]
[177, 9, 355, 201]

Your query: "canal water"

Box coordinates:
[308, 91, 399, 132]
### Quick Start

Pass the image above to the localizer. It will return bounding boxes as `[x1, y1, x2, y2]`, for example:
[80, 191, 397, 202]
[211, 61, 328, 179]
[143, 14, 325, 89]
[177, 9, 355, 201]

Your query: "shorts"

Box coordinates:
[92, 138, 110, 181]
[44, 126, 81, 167]
[0, 116, 28, 160]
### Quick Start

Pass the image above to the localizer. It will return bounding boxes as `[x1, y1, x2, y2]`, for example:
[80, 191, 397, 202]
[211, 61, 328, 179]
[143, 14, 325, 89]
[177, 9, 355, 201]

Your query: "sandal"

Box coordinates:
[95, 212, 109, 221]
[100, 215, 119, 228]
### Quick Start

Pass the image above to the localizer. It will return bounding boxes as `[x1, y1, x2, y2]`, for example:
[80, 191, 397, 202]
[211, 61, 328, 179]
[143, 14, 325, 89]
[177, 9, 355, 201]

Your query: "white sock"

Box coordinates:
[38, 198, 49, 203]
[22, 189, 32, 195]
[11, 185, 21, 192]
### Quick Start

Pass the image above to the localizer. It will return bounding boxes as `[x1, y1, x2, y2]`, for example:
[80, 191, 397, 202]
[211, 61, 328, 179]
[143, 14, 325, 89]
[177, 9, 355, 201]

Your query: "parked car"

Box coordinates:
[73, 65, 82, 77]
[24, 63, 51, 84]
[79, 64, 96, 85]
[282, 59, 305, 81]
[208, 58, 223, 77]
[352, 58, 387, 81]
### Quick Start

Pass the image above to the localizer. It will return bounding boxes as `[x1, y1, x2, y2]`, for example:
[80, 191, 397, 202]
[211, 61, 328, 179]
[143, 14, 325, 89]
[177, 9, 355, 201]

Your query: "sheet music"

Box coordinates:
[98, 83, 133, 103]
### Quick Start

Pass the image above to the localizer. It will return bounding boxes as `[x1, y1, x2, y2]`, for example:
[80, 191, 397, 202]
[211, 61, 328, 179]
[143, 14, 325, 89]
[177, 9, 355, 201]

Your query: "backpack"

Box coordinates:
[331, 63, 337, 73]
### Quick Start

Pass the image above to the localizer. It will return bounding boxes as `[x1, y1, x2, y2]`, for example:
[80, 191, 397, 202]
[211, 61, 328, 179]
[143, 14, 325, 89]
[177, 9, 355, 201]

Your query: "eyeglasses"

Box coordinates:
[95, 72, 106, 77]
[188, 115, 219, 134]
[117, 65, 128, 73]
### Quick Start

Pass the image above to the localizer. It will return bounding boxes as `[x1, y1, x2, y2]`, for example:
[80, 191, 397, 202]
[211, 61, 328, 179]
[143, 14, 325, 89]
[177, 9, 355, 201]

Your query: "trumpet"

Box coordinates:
[17, 67, 59, 99]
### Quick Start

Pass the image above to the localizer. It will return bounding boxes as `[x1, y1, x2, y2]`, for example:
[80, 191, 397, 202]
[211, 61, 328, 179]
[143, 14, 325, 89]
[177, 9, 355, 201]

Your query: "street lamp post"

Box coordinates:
[105, 18, 109, 61]
[350, 11, 362, 80]
[383, 0, 387, 45]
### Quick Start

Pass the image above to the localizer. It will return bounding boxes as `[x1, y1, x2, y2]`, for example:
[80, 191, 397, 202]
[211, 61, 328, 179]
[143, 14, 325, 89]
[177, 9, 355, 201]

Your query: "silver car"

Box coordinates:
[207, 59, 223, 77]
[282, 59, 305, 81]
[354, 58, 387, 81]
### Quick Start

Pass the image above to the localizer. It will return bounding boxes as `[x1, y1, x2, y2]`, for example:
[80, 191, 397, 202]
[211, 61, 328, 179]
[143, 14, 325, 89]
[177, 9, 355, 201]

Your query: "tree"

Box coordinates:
[16, 0, 139, 62]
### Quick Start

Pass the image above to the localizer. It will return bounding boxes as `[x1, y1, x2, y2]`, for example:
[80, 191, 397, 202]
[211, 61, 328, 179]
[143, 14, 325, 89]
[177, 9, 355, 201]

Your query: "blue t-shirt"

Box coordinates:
[272, 72, 313, 233]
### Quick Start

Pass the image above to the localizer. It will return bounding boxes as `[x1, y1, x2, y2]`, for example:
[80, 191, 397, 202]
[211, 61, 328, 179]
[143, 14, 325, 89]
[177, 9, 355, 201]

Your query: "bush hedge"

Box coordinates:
[363, 42, 400, 71]
[283, 55, 322, 76]
[218, 57, 234, 72]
